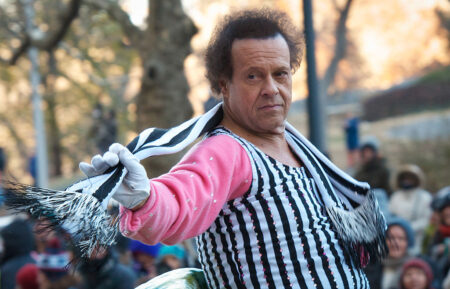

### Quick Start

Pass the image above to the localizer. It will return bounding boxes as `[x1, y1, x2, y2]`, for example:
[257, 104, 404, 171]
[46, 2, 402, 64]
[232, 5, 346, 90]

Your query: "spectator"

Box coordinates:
[382, 217, 415, 289]
[15, 263, 39, 289]
[32, 219, 57, 254]
[429, 189, 450, 280]
[0, 219, 36, 289]
[156, 245, 186, 275]
[389, 164, 432, 254]
[77, 247, 136, 289]
[343, 112, 360, 170]
[422, 194, 446, 255]
[35, 237, 80, 289]
[28, 154, 37, 187]
[354, 138, 391, 196]
[129, 240, 160, 285]
[399, 258, 434, 289]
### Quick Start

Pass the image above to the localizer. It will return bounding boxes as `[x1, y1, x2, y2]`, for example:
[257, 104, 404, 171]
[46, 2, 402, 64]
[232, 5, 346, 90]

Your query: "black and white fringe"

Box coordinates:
[4, 183, 118, 258]
[326, 190, 388, 266]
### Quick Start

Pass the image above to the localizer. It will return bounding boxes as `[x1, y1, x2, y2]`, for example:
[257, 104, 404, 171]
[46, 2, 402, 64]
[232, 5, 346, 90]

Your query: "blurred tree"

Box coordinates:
[84, 0, 197, 176]
[436, 5, 450, 49]
[0, 0, 197, 178]
[316, 0, 357, 100]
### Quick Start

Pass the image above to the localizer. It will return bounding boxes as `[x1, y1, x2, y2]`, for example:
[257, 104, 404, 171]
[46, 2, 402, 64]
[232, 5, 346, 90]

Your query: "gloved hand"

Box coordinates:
[79, 143, 150, 210]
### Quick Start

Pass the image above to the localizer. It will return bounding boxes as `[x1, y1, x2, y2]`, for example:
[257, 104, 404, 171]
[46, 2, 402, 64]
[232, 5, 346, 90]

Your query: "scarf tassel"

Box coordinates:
[326, 190, 388, 267]
[4, 183, 118, 258]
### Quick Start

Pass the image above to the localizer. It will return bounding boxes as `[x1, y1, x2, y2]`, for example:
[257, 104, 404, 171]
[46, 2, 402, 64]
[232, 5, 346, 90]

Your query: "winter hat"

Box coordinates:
[359, 137, 379, 152]
[129, 240, 161, 258]
[16, 263, 39, 289]
[400, 258, 433, 289]
[387, 216, 415, 248]
[433, 187, 450, 212]
[395, 164, 425, 190]
[36, 237, 70, 281]
[158, 245, 186, 261]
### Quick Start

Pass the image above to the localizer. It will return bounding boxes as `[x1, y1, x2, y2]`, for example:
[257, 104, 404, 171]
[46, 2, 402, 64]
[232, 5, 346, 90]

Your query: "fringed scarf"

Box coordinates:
[5, 102, 387, 265]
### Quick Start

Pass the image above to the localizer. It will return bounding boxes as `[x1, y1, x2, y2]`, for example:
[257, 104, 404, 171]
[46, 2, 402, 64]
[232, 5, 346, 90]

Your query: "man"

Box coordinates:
[81, 8, 386, 288]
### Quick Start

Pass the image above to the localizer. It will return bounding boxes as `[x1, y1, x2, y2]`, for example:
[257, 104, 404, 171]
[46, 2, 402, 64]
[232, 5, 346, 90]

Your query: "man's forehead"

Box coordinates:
[230, 35, 290, 64]
[231, 34, 288, 50]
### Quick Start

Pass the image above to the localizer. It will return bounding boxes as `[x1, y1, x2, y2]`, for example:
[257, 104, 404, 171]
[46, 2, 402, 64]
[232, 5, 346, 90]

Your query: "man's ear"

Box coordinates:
[219, 79, 229, 98]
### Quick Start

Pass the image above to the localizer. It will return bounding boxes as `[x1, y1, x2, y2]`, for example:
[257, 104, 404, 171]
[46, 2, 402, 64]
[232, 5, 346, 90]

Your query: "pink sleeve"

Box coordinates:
[119, 134, 252, 245]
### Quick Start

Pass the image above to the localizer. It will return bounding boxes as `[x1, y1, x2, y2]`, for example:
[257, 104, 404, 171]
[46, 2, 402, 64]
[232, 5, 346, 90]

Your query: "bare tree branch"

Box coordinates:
[2, 0, 81, 65]
[321, 0, 353, 93]
[82, 0, 142, 47]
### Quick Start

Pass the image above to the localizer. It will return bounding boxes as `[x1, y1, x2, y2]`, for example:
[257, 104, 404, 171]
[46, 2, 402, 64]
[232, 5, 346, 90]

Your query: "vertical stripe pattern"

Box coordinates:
[197, 128, 369, 289]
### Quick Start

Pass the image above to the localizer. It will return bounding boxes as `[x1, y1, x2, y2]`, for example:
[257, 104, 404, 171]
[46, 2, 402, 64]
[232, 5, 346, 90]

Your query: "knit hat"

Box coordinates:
[158, 245, 186, 261]
[16, 263, 39, 289]
[432, 187, 450, 211]
[36, 237, 70, 280]
[129, 240, 161, 258]
[400, 258, 433, 289]
[387, 216, 415, 248]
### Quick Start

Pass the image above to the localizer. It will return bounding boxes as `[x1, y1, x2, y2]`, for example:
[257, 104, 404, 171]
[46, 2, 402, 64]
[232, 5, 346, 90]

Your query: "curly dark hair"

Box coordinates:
[205, 8, 305, 95]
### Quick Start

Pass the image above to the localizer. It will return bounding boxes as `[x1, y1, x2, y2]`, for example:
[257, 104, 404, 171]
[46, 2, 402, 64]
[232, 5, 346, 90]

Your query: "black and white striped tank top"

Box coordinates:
[196, 128, 370, 289]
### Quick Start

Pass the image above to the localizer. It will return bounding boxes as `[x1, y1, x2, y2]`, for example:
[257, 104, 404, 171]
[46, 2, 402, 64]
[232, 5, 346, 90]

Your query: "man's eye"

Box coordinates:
[248, 74, 256, 79]
[276, 71, 288, 77]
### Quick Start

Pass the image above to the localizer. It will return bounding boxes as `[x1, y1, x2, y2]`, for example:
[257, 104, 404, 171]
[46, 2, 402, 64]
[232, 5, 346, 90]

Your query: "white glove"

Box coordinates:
[79, 143, 150, 210]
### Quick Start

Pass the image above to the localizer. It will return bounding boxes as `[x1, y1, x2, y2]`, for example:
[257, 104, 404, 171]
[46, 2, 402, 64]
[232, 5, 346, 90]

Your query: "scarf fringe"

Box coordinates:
[4, 182, 118, 258]
[326, 190, 388, 267]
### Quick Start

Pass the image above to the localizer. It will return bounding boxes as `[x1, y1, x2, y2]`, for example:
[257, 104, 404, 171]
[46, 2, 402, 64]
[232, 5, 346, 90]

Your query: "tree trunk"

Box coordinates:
[136, 0, 197, 177]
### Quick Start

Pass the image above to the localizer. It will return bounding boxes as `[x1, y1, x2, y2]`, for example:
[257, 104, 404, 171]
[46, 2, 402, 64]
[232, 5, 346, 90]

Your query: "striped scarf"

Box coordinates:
[5, 102, 387, 263]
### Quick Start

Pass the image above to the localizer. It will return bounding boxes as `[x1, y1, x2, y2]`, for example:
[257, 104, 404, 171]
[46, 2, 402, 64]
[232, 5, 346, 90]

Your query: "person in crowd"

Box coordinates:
[157, 245, 186, 275]
[343, 112, 360, 171]
[80, 8, 387, 288]
[15, 263, 39, 289]
[382, 217, 415, 289]
[32, 218, 58, 254]
[35, 237, 80, 289]
[354, 138, 392, 196]
[398, 258, 434, 289]
[129, 240, 160, 285]
[0, 219, 36, 289]
[422, 195, 445, 256]
[389, 164, 432, 254]
[77, 247, 136, 289]
[428, 189, 450, 280]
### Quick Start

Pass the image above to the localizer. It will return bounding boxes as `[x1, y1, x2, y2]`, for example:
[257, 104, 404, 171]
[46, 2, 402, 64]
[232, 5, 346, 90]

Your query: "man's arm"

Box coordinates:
[119, 134, 252, 245]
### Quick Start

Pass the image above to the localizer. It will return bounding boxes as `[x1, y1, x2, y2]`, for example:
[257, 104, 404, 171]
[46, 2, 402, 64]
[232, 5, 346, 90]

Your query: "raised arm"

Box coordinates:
[119, 134, 252, 245]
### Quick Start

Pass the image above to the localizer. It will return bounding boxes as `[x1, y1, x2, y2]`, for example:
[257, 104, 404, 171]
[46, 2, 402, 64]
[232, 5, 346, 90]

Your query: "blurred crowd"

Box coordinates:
[0, 210, 199, 289]
[351, 136, 450, 289]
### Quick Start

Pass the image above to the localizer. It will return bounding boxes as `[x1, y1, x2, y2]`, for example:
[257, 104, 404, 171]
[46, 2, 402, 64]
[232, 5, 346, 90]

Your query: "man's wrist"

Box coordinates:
[130, 195, 150, 211]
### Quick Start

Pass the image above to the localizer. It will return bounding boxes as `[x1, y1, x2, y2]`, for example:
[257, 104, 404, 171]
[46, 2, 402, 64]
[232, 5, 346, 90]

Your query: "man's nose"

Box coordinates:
[262, 76, 279, 97]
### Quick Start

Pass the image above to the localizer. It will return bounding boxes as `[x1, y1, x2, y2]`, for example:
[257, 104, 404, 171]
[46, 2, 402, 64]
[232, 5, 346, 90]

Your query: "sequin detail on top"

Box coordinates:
[196, 128, 369, 289]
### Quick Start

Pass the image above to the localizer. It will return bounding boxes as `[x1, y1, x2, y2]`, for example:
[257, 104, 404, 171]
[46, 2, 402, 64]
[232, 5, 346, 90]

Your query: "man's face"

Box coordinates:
[222, 34, 292, 135]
